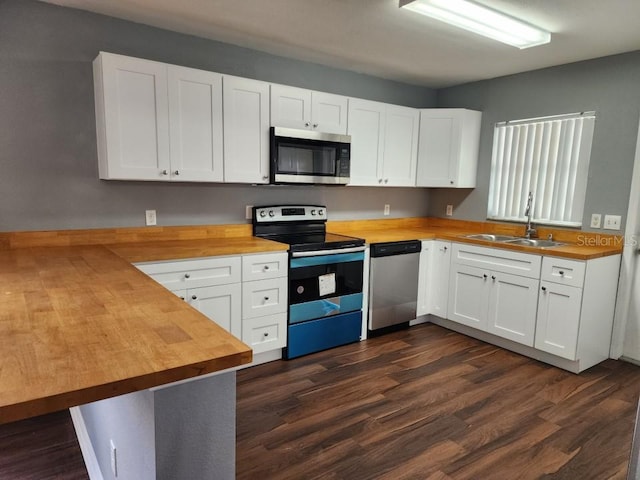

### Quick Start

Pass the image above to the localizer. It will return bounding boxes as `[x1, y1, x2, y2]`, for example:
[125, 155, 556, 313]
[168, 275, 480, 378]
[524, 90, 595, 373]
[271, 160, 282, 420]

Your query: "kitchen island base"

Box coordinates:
[72, 371, 236, 480]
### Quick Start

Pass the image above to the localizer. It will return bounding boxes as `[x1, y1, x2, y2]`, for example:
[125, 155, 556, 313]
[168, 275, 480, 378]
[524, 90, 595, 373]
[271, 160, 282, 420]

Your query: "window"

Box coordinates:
[487, 112, 596, 227]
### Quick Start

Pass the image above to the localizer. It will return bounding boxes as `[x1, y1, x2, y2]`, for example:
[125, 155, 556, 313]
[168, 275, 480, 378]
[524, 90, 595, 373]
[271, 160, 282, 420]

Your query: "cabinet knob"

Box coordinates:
[483, 274, 488, 279]
[162, 169, 169, 176]
[384, 179, 389, 184]
[491, 275, 496, 281]
[378, 179, 383, 184]
[263, 265, 270, 270]
[313, 123, 318, 128]
[264, 296, 269, 302]
[305, 122, 310, 127]
[559, 270, 565, 275]
[262, 175, 268, 181]
[450, 180, 454, 185]
[184, 273, 190, 278]
[180, 296, 185, 300]
[174, 170, 180, 176]
[263, 332, 269, 337]
[191, 295, 197, 300]
[541, 286, 547, 292]
[443, 246, 448, 251]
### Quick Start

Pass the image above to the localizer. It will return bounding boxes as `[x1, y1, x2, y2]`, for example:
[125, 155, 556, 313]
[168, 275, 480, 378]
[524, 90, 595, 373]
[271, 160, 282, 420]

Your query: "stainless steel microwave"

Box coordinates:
[270, 127, 351, 185]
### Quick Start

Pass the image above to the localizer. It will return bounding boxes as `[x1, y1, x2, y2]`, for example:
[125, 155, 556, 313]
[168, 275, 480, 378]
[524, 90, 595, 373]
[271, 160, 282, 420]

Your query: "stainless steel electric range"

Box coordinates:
[253, 205, 365, 359]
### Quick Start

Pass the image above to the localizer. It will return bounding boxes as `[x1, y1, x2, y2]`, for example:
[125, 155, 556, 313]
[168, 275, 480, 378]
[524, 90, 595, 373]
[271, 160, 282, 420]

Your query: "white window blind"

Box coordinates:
[487, 112, 596, 227]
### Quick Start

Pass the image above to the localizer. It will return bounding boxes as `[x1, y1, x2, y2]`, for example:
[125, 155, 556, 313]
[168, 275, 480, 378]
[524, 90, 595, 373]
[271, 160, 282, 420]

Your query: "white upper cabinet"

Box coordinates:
[94, 52, 170, 181]
[347, 99, 386, 186]
[416, 109, 482, 188]
[382, 105, 419, 187]
[223, 76, 270, 184]
[348, 99, 419, 186]
[168, 66, 223, 182]
[270, 84, 348, 134]
[94, 52, 224, 182]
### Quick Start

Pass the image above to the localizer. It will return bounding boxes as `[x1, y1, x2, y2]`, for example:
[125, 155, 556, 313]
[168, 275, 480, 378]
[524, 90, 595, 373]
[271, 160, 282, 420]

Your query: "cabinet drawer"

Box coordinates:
[242, 252, 288, 281]
[242, 313, 287, 354]
[452, 243, 541, 279]
[242, 277, 288, 319]
[541, 257, 585, 288]
[136, 256, 241, 290]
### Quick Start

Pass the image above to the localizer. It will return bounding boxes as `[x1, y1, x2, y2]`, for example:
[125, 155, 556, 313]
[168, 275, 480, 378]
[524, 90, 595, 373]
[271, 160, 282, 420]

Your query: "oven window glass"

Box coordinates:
[277, 143, 336, 175]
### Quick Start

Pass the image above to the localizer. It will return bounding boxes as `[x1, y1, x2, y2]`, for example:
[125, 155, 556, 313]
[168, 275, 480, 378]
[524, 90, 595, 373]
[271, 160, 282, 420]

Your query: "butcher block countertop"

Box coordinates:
[328, 218, 623, 260]
[0, 218, 621, 424]
[0, 225, 290, 424]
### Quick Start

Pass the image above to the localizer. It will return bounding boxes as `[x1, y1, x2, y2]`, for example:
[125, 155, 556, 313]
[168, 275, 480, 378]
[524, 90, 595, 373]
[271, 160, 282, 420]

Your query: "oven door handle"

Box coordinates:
[291, 246, 366, 257]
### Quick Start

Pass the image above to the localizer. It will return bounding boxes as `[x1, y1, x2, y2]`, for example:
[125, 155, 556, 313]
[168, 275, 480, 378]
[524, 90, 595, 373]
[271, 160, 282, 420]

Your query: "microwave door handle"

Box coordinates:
[291, 246, 366, 257]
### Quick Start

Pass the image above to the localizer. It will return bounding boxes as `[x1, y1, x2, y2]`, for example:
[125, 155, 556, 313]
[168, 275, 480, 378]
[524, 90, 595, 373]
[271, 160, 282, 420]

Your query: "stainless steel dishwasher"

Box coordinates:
[369, 240, 421, 332]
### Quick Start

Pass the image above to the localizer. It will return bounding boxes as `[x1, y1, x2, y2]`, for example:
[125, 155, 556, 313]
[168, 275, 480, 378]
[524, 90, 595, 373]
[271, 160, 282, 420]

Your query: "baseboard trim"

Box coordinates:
[70, 407, 104, 480]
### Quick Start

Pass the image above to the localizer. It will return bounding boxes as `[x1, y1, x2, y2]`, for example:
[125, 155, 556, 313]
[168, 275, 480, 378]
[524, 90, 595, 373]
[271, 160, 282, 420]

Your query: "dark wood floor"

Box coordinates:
[0, 409, 88, 480]
[236, 323, 640, 480]
[2, 323, 639, 479]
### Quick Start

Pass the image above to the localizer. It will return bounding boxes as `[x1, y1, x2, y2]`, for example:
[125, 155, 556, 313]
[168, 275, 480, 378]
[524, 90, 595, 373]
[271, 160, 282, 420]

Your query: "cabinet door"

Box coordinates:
[448, 264, 489, 329]
[167, 66, 223, 182]
[535, 281, 582, 360]
[416, 109, 481, 188]
[416, 109, 459, 187]
[430, 241, 451, 318]
[95, 52, 170, 180]
[347, 98, 385, 186]
[416, 241, 431, 316]
[382, 105, 419, 186]
[188, 283, 242, 338]
[311, 92, 348, 134]
[223, 76, 270, 183]
[487, 272, 539, 346]
[270, 84, 312, 129]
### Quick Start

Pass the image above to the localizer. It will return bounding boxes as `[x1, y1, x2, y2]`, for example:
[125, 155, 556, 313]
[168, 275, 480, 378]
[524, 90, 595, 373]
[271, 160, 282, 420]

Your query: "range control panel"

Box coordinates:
[253, 205, 327, 223]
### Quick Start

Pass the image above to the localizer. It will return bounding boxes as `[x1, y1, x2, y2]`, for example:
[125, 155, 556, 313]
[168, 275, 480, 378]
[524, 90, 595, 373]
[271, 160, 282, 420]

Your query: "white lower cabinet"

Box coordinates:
[535, 281, 582, 360]
[448, 244, 540, 347]
[136, 251, 289, 365]
[417, 240, 451, 318]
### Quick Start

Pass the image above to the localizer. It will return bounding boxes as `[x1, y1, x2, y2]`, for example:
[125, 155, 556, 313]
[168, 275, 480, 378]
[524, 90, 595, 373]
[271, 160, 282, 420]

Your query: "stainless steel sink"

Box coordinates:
[464, 234, 518, 242]
[503, 238, 565, 248]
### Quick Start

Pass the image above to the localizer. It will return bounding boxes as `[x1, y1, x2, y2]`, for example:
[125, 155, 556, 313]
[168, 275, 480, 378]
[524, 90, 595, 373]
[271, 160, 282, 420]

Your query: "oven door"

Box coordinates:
[286, 249, 364, 359]
[270, 127, 350, 185]
[288, 250, 364, 324]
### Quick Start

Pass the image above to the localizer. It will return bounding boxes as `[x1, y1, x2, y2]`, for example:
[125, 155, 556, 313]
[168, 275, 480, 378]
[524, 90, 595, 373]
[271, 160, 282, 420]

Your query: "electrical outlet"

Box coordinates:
[110, 439, 117, 477]
[245, 205, 253, 220]
[145, 209, 157, 226]
[446, 204, 453, 216]
[603, 214, 621, 230]
[383, 204, 390, 216]
[590, 213, 602, 228]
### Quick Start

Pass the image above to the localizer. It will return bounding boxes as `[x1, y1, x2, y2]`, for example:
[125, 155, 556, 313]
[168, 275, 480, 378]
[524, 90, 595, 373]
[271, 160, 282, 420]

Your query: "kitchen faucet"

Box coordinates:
[524, 191, 537, 239]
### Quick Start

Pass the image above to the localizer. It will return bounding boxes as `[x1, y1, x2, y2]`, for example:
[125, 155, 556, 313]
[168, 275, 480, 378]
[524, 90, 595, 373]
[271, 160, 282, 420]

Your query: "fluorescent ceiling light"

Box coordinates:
[399, 0, 551, 49]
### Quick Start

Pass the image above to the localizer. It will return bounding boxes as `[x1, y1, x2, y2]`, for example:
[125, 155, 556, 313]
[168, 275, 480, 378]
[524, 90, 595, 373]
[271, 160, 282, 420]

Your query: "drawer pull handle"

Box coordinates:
[559, 270, 565, 275]
[191, 295, 197, 300]
[541, 286, 547, 292]
[184, 273, 190, 279]
[263, 332, 269, 337]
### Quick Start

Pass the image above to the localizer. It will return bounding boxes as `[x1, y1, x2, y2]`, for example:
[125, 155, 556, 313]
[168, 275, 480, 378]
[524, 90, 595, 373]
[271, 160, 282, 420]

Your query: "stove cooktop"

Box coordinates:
[267, 232, 364, 252]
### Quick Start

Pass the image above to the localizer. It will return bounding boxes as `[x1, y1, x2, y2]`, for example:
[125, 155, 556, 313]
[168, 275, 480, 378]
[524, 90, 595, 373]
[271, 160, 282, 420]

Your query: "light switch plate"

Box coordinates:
[145, 209, 157, 226]
[590, 213, 602, 228]
[603, 214, 621, 230]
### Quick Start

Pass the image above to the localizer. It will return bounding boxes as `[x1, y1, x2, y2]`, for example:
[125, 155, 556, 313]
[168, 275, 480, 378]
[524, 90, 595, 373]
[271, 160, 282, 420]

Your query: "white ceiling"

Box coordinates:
[42, 0, 640, 88]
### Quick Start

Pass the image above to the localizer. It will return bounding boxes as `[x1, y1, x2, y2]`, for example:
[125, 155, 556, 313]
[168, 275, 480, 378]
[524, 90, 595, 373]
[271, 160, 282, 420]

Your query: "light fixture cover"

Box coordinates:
[399, 0, 551, 49]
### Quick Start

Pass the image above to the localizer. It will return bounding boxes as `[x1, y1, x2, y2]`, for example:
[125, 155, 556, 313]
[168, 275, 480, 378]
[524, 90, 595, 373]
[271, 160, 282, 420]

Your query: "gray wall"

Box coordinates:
[431, 52, 640, 232]
[0, 0, 435, 232]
